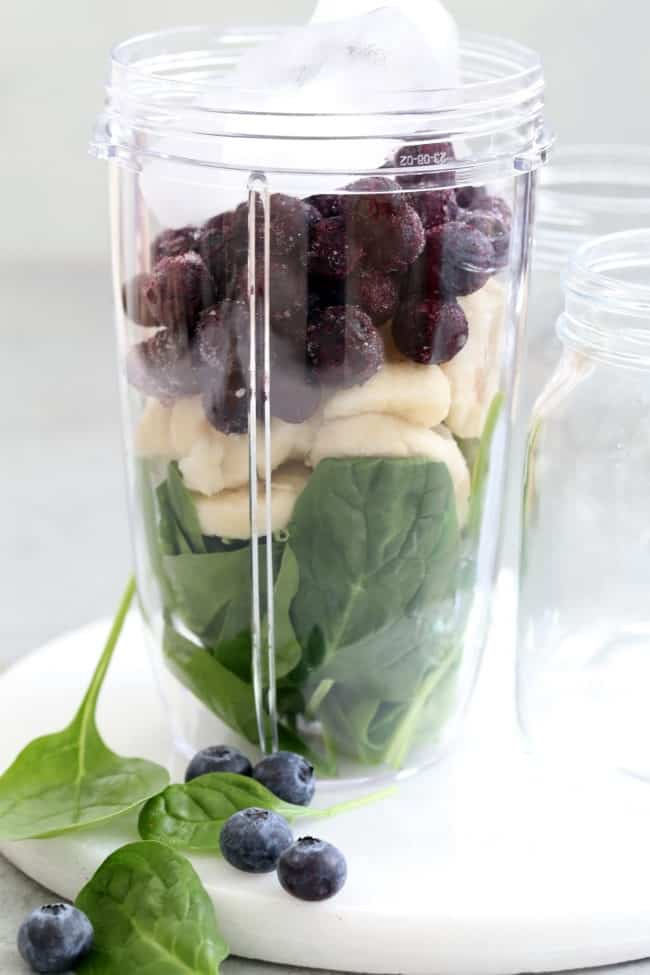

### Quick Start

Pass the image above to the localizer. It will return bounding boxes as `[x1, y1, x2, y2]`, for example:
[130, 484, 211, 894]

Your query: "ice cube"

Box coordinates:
[141, 4, 460, 228]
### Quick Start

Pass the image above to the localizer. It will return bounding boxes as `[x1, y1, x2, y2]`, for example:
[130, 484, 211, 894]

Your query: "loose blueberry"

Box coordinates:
[220, 807, 294, 873]
[421, 222, 495, 297]
[185, 745, 253, 782]
[253, 750, 316, 805]
[18, 904, 93, 974]
[151, 225, 198, 264]
[361, 203, 425, 273]
[121, 272, 160, 327]
[349, 267, 400, 325]
[306, 305, 384, 388]
[308, 216, 363, 279]
[392, 298, 468, 365]
[460, 207, 510, 263]
[126, 330, 200, 401]
[277, 837, 347, 901]
[144, 252, 215, 335]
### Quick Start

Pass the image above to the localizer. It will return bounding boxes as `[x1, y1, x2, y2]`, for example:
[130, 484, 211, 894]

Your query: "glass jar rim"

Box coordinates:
[93, 24, 549, 177]
[536, 145, 650, 271]
[559, 229, 650, 368]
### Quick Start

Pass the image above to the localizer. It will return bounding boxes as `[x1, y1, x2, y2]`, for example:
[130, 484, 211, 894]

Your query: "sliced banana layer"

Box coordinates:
[169, 396, 211, 457]
[193, 462, 310, 539]
[323, 360, 450, 429]
[309, 414, 470, 524]
[179, 415, 319, 497]
[134, 399, 176, 458]
[442, 278, 506, 439]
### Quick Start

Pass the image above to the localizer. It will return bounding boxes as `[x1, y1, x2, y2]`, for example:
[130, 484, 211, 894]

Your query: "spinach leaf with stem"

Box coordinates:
[76, 841, 228, 974]
[138, 772, 394, 851]
[0, 579, 169, 841]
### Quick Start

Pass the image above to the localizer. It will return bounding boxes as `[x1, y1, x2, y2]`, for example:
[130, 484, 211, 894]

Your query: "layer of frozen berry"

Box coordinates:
[126, 329, 200, 401]
[197, 302, 250, 435]
[392, 297, 468, 365]
[306, 305, 384, 387]
[197, 212, 241, 297]
[233, 194, 320, 267]
[122, 273, 160, 327]
[151, 225, 198, 264]
[144, 252, 215, 335]
[308, 216, 364, 279]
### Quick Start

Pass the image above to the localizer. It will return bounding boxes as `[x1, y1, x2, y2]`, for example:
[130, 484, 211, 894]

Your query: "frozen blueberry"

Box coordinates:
[349, 267, 400, 325]
[234, 194, 320, 267]
[197, 211, 240, 296]
[305, 193, 344, 218]
[229, 259, 308, 340]
[151, 225, 198, 264]
[392, 298, 468, 365]
[345, 175, 405, 223]
[196, 301, 250, 434]
[18, 904, 94, 974]
[253, 750, 315, 805]
[144, 252, 215, 334]
[306, 305, 384, 388]
[220, 807, 294, 873]
[361, 203, 425, 273]
[185, 745, 253, 782]
[308, 216, 363, 279]
[121, 272, 159, 327]
[126, 329, 200, 401]
[422, 222, 495, 297]
[460, 207, 510, 263]
[455, 184, 489, 210]
[407, 187, 459, 231]
[269, 358, 322, 424]
[277, 837, 347, 901]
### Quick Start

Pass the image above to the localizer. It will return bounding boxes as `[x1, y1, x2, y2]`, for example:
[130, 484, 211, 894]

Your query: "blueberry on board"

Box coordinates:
[253, 751, 315, 806]
[277, 837, 347, 901]
[185, 745, 253, 782]
[17, 904, 93, 974]
[219, 807, 294, 873]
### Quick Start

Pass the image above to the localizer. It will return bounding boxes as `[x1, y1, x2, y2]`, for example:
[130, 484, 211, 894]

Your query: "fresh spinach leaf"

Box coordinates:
[163, 545, 252, 643]
[138, 772, 393, 851]
[166, 461, 207, 554]
[0, 580, 169, 841]
[76, 841, 228, 974]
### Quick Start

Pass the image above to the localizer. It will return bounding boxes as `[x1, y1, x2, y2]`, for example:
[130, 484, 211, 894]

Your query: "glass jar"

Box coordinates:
[518, 229, 650, 779]
[92, 25, 549, 783]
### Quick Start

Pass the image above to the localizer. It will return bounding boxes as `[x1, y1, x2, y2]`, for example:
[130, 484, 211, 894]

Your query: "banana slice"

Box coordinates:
[179, 417, 319, 497]
[323, 360, 450, 428]
[442, 278, 506, 439]
[169, 396, 212, 457]
[193, 462, 310, 539]
[134, 399, 175, 458]
[309, 414, 470, 524]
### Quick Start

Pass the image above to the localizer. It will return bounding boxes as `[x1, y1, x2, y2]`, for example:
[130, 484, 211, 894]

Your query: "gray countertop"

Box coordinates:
[1, 261, 649, 975]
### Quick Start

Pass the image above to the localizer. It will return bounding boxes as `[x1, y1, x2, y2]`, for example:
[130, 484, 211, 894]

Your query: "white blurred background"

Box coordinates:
[0, 0, 648, 657]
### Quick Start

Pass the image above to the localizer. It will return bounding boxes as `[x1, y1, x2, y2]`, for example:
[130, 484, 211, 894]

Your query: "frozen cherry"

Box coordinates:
[308, 216, 363, 279]
[122, 273, 159, 327]
[196, 301, 250, 435]
[455, 185, 489, 210]
[144, 252, 215, 335]
[349, 267, 399, 325]
[306, 305, 383, 387]
[362, 203, 425, 273]
[460, 208, 510, 263]
[392, 298, 468, 365]
[126, 329, 200, 401]
[151, 225, 198, 264]
[423, 222, 495, 297]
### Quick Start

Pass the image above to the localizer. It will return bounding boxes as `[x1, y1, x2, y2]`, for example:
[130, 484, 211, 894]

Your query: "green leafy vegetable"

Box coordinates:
[0, 580, 169, 841]
[466, 392, 505, 538]
[76, 841, 228, 974]
[138, 772, 393, 851]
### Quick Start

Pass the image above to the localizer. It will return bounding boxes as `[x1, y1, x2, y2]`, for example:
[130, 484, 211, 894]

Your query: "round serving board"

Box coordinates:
[3, 591, 650, 975]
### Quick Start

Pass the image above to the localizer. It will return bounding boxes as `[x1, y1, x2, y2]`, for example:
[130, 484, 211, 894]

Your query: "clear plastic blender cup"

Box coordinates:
[91, 25, 550, 783]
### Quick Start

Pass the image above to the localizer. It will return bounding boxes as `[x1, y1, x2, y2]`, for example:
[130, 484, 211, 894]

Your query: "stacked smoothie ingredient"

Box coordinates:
[130, 162, 508, 539]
